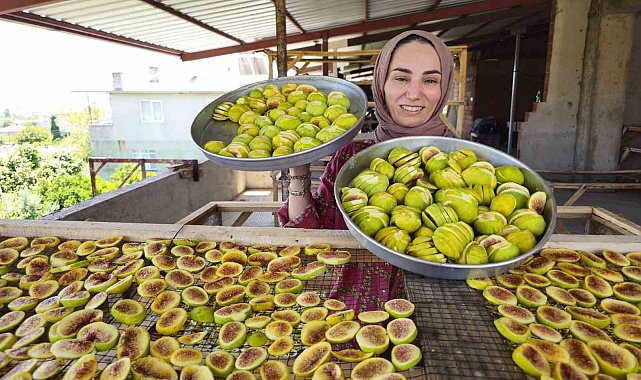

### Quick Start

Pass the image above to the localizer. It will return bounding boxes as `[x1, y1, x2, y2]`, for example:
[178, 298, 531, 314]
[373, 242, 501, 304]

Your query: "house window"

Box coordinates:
[140, 100, 163, 122]
[239, 56, 267, 75]
[132, 149, 157, 171]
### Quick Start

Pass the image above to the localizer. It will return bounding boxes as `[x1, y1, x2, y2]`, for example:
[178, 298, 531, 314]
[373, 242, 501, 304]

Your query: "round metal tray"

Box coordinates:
[191, 76, 368, 171]
[334, 136, 557, 280]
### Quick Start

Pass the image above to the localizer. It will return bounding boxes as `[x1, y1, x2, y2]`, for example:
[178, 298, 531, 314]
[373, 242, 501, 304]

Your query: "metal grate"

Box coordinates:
[404, 273, 526, 379]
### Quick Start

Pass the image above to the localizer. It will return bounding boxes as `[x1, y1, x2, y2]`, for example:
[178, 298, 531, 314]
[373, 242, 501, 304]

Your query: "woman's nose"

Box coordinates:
[405, 79, 422, 99]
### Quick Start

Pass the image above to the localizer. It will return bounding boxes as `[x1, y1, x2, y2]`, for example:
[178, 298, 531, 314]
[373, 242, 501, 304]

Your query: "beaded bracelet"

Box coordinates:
[288, 173, 311, 196]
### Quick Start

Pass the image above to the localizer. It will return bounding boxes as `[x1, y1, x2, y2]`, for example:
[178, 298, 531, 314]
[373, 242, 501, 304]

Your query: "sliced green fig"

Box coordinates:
[602, 249, 630, 267]
[216, 284, 246, 306]
[117, 326, 150, 360]
[199, 267, 219, 284]
[279, 246, 303, 258]
[0, 237, 29, 251]
[579, 251, 607, 269]
[568, 288, 597, 307]
[176, 255, 207, 273]
[384, 298, 415, 318]
[526, 257, 555, 275]
[350, 357, 395, 380]
[612, 313, 641, 327]
[29, 280, 59, 299]
[324, 299, 346, 312]
[216, 262, 244, 277]
[522, 273, 552, 288]
[57, 309, 103, 339]
[0, 248, 19, 266]
[551, 361, 589, 380]
[613, 282, 641, 303]
[42, 306, 74, 323]
[536, 306, 572, 329]
[84, 272, 116, 293]
[304, 244, 331, 256]
[151, 290, 181, 314]
[356, 325, 389, 354]
[246, 331, 268, 347]
[180, 364, 215, 380]
[566, 306, 611, 329]
[247, 252, 276, 269]
[590, 267, 624, 283]
[206, 351, 236, 378]
[515, 285, 547, 307]
[203, 277, 235, 294]
[613, 323, 641, 342]
[557, 262, 590, 278]
[99, 357, 131, 380]
[301, 321, 330, 346]
[171, 245, 194, 257]
[271, 310, 301, 327]
[292, 261, 327, 280]
[182, 286, 209, 306]
[321, 320, 358, 344]
[60, 290, 91, 307]
[87, 258, 117, 273]
[245, 315, 272, 330]
[134, 265, 160, 284]
[221, 250, 248, 265]
[622, 266, 641, 283]
[12, 326, 44, 349]
[588, 340, 637, 378]
[511, 342, 550, 377]
[0, 332, 16, 351]
[358, 310, 390, 324]
[235, 347, 267, 371]
[177, 331, 208, 345]
[28, 342, 53, 359]
[569, 320, 612, 343]
[150, 336, 180, 361]
[257, 271, 288, 284]
[0, 286, 23, 304]
[32, 358, 64, 380]
[317, 250, 351, 265]
[621, 343, 641, 370]
[273, 293, 297, 307]
[529, 323, 563, 343]
[497, 304, 535, 324]
[204, 249, 224, 263]
[332, 349, 373, 363]
[114, 250, 143, 265]
[547, 270, 579, 289]
[297, 291, 322, 307]
[77, 322, 119, 351]
[165, 269, 195, 289]
[245, 280, 271, 298]
[268, 336, 294, 356]
[265, 320, 293, 340]
[496, 273, 524, 289]
[5, 346, 30, 360]
[219, 321, 247, 350]
[310, 362, 342, 380]
[583, 275, 613, 298]
[326, 309, 355, 326]
[156, 308, 187, 336]
[465, 277, 493, 290]
[601, 298, 639, 315]
[249, 294, 275, 312]
[482, 285, 517, 306]
[247, 244, 277, 254]
[84, 292, 108, 310]
[111, 299, 146, 325]
[387, 318, 417, 345]
[170, 347, 203, 367]
[51, 339, 94, 359]
[214, 303, 252, 324]
[540, 248, 581, 263]
[35, 296, 60, 314]
[8, 296, 39, 311]
[292, 341, 332, 378]
[627, 252, 641, 266]
[237, 266, 263, 285]
[302, 307, 330, 323]
[544, 286, 576, 306]
[62, 353, 97, 380]
[131, 356, 178, 380]
[226, 370, 257, 380]
[494, 317, 530, 343]
[390, 343, 422, 371]
[274, 278, 303, 294]
[528, 339, 569, 364]
[152, 254, 176, 271]
[267, 256, 301, 273]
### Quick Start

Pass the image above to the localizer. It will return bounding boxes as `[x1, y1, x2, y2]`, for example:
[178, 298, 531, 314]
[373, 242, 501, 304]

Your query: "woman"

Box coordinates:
[276, 30, 456, 312]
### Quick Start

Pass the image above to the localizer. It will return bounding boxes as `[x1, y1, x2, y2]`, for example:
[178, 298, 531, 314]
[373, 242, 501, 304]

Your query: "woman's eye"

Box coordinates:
[394, 77, 408, 82]
[425, 79, 438, 84]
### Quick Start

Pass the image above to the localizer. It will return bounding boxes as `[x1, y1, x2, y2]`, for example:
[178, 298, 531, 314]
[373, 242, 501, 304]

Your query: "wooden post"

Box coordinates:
[274, 0, 287, 78]
[322, 31, 329, 76]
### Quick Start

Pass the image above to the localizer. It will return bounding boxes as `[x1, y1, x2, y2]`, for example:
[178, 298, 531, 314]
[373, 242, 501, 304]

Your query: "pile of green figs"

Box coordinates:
[202, 83, 358, 158]
[341, 146, 548, 265]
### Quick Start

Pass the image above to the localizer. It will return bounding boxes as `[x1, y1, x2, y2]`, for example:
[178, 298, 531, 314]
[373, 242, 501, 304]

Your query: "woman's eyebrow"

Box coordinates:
[391, 67, 441, 75]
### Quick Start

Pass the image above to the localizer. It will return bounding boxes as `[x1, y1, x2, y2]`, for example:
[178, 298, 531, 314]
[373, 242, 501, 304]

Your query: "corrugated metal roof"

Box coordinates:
[2, 0, 550, 60]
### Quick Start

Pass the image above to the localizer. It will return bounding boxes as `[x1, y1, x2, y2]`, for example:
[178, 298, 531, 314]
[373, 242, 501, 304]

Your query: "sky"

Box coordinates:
[0, 20, 262, 116]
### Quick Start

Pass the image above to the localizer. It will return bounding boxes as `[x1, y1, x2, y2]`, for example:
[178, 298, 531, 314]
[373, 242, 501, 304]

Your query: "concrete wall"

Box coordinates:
[520, 0, 639, 170]
[44, 160, 247, 223]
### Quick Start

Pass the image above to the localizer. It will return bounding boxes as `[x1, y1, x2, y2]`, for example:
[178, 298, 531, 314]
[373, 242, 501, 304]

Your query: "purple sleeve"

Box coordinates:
[279, 139, 376, 229]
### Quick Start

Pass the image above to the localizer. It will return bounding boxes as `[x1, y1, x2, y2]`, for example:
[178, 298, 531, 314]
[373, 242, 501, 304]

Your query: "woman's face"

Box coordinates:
[383, 40, 442, 128]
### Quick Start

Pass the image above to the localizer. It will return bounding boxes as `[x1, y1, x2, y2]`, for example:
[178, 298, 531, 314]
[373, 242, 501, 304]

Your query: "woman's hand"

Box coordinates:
[287, 164, 312, 221]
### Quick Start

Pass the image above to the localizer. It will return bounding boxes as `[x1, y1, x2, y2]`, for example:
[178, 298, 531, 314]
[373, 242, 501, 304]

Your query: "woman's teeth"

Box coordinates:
[401, 105, 423, 112]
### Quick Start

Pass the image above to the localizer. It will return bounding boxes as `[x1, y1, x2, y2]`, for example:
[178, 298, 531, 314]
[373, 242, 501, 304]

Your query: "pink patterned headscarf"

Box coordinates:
[373, 30, 455, 142]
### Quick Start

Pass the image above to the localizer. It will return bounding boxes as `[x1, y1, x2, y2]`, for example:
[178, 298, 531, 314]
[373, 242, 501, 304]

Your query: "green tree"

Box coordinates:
[16, 124, 52, 144]
[0, 108, 12, 128]
[57, 105, 104, 128]
[50, 115, 61, 140]
[61, 126, 91, 161]
[0, 145, 42, 193]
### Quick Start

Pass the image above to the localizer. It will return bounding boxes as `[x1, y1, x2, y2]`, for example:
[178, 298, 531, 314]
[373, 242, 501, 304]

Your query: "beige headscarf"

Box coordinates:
[373, 30, 455, 142]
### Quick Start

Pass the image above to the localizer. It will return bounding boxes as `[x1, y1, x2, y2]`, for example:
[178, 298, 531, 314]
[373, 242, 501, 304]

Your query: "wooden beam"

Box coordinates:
[347, 3, 548, 46]
[1, 12, 183, 55]
[0, 0, 63, 14]
[550, 182, 641, 190]
[182, 0, 548, 61]
[138, 0, 244, 44]
[563, 184, 588, 206]
[446, 22, 548, 46]
[429, 0, 443, 11]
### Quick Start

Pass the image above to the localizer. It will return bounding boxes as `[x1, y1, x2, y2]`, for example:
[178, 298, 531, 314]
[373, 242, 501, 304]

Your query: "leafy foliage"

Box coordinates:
[50, 115, 62, 140]
[15, 124, 52, 144]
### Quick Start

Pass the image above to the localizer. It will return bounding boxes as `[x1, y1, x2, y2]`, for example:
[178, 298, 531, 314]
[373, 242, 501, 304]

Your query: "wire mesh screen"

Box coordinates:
[556, 211, 637, 235]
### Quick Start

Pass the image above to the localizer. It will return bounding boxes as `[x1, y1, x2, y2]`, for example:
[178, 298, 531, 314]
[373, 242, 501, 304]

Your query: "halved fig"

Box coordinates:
[0, 286, 23, 304]
[271, 310, 301, 327]
[547, 270, 579, 289]
[204, 249, 224, 263]
[203, 277, 235, 294]
[557, 262, 590, 277]
[350, 357, 395, 380]
[87, 258, 117, 273]
[601, 298, 639, 315]
[200, 266, 220, 283]
[117, 326, 150, 360]
[134, 265, 160, 284]
[150, 336, 180, 361]
[177, 255, 207, 273]
[57, 309, 103, 339]
[588, 340, 637, 378]
[466, 278, 494, 290]
[525, 257, 555, 275]
[195, 241, 217, 253]
[0, 237, 29, 251]
[322, 320, 358, 344]
[545, 286, 576, 306]
[156, 308, 187, 336]
[170, 347, 203, 367]
[31, 236, 60, 248]
[540, 248, 581, 262]
[622, 266, 641, 283]
[326, 309, 355, 326]
[529, 323, 562, 343]
[84, 272, 116, 293]
[613, 282, 641, 303]
[522, 273, 552, 288]
[152, 255, 176, 271]
[105, 275, 133, 294]
[536, 306, 572, 329]
[279, 246, 301, 257]
[182, 286, 209, 306]
[219, 242, 246, 253]
[144, 242, 167, 259]
[267, 256, 301, 273]
[265, 320, 293, 340]
[206, 351, 235, 378]
[32, 358, 64, 380]
[387, 318, 417, 345]
[219, 321, 247, 350]
[12, 326, 44, 349]
[621, 343, 641, 370]
[613, 323, 641, 343]
[95, 235, 123, 248]
[511, 343, 550, 377]
[258, 271, 288, 284]
[603, 249, 630, 267]
[516, 285, 547, 307]
[235, 347, 267, 371]
[259, 360, 292, 380]
[273, 293, 297, 308]
[384, 298, 415, 318]
[245, 315, 272, 330]
[331, 349, 373, 363]
[274, 278, 303, 294]
[0, 248, 19, 266]
[494, 317, 530, 343]
[216, 285, 246, 306]
[216, 262, 244, 277]
[566, 306, 611, 329]
[248, 294, 275, 312]
[482, 286, 517, 306]
[42, 306, 74, 323]
[297, 291, 322, 307]
[20, 245, 46, 258]
[51, 339, 94, 359]
[292, 341, 332, 378]
[528, 339, 569, 364]
[301, 321, 330, 346]
[551, 362, 587, 380]
[114, 251, 142, 265]
[29, 280, 59, 299]
[151, 290, 181, 314]
[579, 251, 607, 268]
[568, 288, 597, 307]
[583, 275, 613, 298]
[221, 250, 248, 266]
[317, 250, 351, 265]
[247, 253, 276, 268]
[77, 321, 119, 351]
[391, 343, 422, 371]
[301, 307, 330, 323]
[496, 273, 525, 289]
[569, 320, 612, 342]
[131, 356, 177, 380]
[87, 247, 119, 261]
[111, 299, 146, 325]
[226, 371, 256, 380]
[246, 331, 267, 347]
[171, 245, 194, 257]
[356, 325, 389, 354]
[27, 342, 53, 359]
[180, 365, 215, 380]
[245, 280, 271, 298]
[214, 303, 252, 324]
[58, 268, 89, 286]
[612, 313, 641, 327]
[292, 261, 326, 280]
[8, 296, 39, 312]
[304, 243, 332, 256]
[590, 267, 624, 283]
[268, 336, 294, 356]
[248, 244, 277, 254]
[165, 269, 194, 289]
[63, 353, 98, 380]
[497, 304, 535, 324]
[99, 357, 130, 380]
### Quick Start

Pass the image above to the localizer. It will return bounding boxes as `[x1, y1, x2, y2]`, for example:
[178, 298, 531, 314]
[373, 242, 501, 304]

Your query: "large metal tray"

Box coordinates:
[334, 136, 558, 280]
[191, 76, 368, 171]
